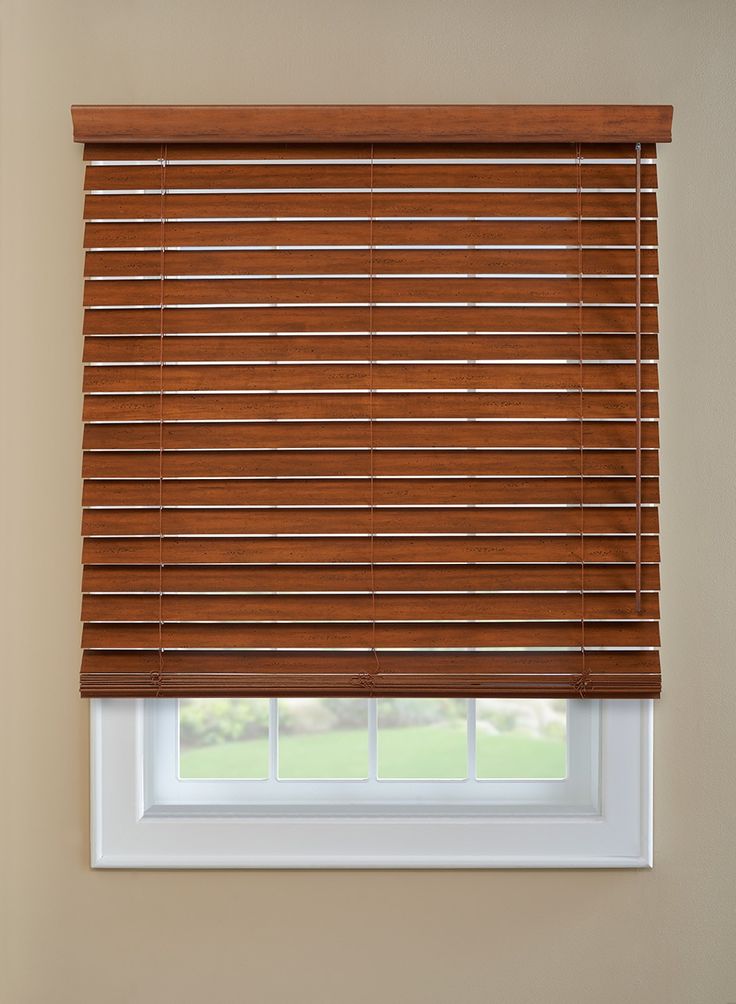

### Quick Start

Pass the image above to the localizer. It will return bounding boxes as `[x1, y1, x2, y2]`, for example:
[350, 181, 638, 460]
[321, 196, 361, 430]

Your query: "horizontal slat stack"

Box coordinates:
[79, 139, 661, 697]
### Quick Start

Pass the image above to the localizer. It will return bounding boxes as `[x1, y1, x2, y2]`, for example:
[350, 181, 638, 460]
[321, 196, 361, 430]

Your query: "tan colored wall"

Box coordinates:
[1, 1, 735, 1001]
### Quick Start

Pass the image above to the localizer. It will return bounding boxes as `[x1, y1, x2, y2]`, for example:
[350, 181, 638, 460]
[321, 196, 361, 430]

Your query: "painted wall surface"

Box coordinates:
[1, 2, 734, 1001]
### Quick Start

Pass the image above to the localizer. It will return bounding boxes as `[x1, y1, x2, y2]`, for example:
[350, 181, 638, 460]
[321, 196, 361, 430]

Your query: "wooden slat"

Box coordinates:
[83, 276, 660, 308]
[80, 677, 661, 698]
[82, 419, 659, 451]
[83, 190, 659, 221]
[82, 534, 660, 564]
[79, 649, 660, 673]
[82, 619, 660, 649]
[82, 476, 660, 509]
[81, 448, 659, 479]
[83, 361, 659, 393]
[81, 505, 660, 537]
[71, 105, 673, 144]
[84, 247, 660, 277]
[83, 305, 659, 337]
[79, 648, 660, 698]
[80, 679, 660, 697]
[83, 391, 659, 422]
[82, 562, 661, 594]
[83, 333, 660, 364]
[84, 218, 659, 250]
[84, 161, 658, 191]
[82, 141, 658, 161]
[82, 591, 659, 622]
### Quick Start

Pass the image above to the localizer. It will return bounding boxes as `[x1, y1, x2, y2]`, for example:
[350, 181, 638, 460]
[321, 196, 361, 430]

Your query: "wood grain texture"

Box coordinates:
[82, 419, 659, 451]
[83, 276, 660, 308]
[82, 305, 659, 336]
[82, 562, 661, 594]
[81, 447, 659, 479]
[82, 141, 657, 161]
[83, 190, 659, 221]
[82, 333, 660, 364]
[76, 115, 665, 699]
[84, 218, 659, 250]
[79, 648, 661, 698]
[71, 105, 673, 143]
[81, 504, 659, 537]
[79, 678, 661, 698]
[82, 534, 660, 565]
[81, 619, 660, 649]
[83, 361, 659, 393]
[82, 391, 659, 422]
[82, 476, 660, 508]
[80, 649, 660, 673]
[83, 161, 658, 190]
[82, 591, 659, 622]
[84, 247, 659, 277]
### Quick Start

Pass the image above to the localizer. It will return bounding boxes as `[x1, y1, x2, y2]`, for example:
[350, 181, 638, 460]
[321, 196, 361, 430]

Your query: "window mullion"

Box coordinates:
[368, 697, 377, 781]
[467, 698, 477, 781]
[269, 698, 278, 781]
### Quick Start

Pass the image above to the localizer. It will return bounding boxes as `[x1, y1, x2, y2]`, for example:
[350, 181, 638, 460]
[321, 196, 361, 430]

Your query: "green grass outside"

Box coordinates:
[179, 725, 565, 780]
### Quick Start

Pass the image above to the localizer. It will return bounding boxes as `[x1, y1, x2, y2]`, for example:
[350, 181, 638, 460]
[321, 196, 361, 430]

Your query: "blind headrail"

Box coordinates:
[71, 104, 674, 144]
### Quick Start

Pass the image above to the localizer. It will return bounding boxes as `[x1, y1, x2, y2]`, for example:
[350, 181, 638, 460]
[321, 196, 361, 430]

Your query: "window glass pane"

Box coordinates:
[476, 698, 567, 779]
[178, 698, 269, 779]
[377, 698, 467, 779]
[277, 698, 368, 779]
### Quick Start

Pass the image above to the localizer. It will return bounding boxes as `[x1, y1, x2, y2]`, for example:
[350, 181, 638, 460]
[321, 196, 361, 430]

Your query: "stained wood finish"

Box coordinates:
[82, 563, 661, 594]
[84, 219, 659, 250]
[84, 190, 659, 221]
[82, 141, 658, 160]
[80, 649, 660, 674]
[71, 105, 673, 143]
[81, 448, 659, 479]
[77, 127, 664, 698]
[80, 648, 660, 698]
[82, 419, 659, 451]
[82, 592, 659, 623]
[83, 362, 659, 393]
[82, 620, 660, 650]
[82, 305, 659, 337]
[82, 535, 660, 564]
[84, 248, 659, 277]
[83, 276, 660, 308]
[82, 476, 660, 508]
[84, 161, 659, 190]
[81, 504, 660, 536]
[83, 391, 658, 422]
[81, 333, 661, 365]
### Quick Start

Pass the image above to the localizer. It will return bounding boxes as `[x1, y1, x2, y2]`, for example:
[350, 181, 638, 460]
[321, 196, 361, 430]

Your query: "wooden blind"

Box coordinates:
[75, 105, 671, 698]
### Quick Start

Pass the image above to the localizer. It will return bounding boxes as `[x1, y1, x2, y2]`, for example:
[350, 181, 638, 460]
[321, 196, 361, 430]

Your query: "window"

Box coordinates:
[92, 697, 652, 867]
[75, 105, 669, 868]
[174, 696, 568, 786]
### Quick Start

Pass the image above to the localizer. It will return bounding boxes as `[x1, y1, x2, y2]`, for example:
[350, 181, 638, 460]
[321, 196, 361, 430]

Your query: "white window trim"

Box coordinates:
[91, 699, 652, 869]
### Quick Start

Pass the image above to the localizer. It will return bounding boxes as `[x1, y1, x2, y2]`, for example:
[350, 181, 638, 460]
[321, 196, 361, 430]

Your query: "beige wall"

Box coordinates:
[1, 1, 735, 1001]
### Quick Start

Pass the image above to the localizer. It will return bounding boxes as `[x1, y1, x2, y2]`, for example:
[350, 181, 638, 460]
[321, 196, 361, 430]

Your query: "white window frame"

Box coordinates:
[148, 697, 593, 812]
[91, 698, 652, 868]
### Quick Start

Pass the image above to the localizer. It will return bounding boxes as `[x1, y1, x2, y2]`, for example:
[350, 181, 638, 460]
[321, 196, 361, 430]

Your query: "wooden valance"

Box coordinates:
[72, 104, 673, 144]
